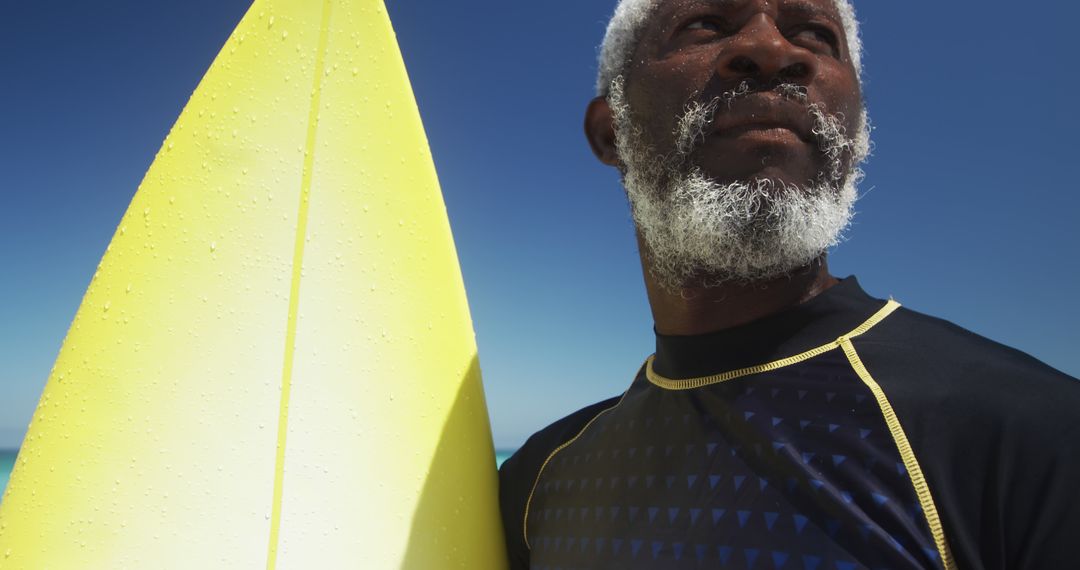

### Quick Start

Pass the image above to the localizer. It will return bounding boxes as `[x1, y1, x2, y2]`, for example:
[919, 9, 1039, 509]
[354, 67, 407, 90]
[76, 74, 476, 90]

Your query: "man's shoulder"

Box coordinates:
[862, 303, 1079, 406]
[858, 302, 1080, 465]
[861, 304, 1080, 567]
[499, 395, 624, 490]
[497, 395, 623, 568]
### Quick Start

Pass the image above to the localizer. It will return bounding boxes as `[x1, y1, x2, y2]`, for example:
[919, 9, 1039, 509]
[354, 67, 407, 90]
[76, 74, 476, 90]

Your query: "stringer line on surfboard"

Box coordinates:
[266, 1, 334, 568]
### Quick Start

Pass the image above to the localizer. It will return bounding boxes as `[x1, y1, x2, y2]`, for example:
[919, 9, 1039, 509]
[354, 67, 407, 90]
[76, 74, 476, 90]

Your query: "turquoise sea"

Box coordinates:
[0, 449, 510, 506]
[495, 450, 512, 468]
[1, 450, 14, 498]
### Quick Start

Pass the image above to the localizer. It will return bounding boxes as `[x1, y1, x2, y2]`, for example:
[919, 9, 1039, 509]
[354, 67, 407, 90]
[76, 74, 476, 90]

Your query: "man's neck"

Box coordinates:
[644, 255, 839, 336]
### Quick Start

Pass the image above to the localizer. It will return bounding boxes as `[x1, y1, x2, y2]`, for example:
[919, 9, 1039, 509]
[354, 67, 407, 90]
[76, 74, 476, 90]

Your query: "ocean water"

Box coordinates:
[0, 450, 15, 499]
[495, 450, 512, 469]
[0, 449, 511, 505]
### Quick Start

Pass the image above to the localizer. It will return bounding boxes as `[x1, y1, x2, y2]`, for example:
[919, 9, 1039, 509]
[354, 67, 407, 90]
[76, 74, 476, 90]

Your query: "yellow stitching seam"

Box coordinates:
[522, 390, 630, 550]
[646, 300, 901, 390]
[839, 337, 957, 570]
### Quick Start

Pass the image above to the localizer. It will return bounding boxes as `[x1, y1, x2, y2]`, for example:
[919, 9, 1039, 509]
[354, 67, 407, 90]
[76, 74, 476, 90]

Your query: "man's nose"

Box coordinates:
[715, 14, 816, 84]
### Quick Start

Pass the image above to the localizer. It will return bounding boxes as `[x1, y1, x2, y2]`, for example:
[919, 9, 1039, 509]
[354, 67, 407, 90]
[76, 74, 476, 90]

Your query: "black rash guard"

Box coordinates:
[499, 277, 1080, 570]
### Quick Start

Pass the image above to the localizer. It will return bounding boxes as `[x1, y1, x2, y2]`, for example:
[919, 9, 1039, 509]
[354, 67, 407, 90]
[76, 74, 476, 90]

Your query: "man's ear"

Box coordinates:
[585, 96, 621, 167]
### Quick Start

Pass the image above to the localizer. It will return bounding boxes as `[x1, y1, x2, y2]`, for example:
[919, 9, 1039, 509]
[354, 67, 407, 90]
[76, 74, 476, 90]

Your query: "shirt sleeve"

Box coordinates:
[496, 396, 624, 570]
[498, 450, 533, 570]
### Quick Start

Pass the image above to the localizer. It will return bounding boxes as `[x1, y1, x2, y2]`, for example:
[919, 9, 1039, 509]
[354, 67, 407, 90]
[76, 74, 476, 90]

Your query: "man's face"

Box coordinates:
[592, 0, 869, 290]
[622, 0, 863, 187]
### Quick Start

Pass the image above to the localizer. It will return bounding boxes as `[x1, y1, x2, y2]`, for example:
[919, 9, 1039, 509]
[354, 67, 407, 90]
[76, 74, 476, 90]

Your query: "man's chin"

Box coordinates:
[690, 145, 823, 188]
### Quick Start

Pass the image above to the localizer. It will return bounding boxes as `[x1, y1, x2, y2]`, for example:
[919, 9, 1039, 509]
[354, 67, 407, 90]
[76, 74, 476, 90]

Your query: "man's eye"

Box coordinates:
[792, 27, 837, 48]
[684, 19, 725, 33]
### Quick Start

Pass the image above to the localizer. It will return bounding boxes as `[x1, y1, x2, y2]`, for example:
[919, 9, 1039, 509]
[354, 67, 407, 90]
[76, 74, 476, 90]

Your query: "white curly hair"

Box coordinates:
[595, 0, 863, 95]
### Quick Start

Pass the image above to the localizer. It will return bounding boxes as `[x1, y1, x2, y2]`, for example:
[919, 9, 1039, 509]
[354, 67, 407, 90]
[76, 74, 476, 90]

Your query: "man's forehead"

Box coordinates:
[595, 0, 862, 95]
[650, 0, 844, 24]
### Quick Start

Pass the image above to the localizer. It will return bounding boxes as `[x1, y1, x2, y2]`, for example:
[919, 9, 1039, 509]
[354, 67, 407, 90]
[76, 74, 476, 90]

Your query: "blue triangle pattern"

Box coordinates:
[793, 514, 809, 534]
[858, 523, 872, 540]
[526, 349, 947, 570]
[745, 548, 761, 569]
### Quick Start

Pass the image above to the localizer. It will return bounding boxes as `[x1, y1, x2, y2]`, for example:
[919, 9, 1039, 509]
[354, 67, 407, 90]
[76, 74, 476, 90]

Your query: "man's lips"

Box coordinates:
[709, 96, 815, 144]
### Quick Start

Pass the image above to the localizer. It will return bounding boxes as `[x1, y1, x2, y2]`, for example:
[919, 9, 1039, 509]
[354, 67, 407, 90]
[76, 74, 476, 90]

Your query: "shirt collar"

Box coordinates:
[651, 277, 886, 380]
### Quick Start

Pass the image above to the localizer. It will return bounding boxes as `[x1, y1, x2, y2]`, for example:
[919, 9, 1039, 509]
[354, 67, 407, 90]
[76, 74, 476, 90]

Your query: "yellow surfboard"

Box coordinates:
[0, 0, 506, 568]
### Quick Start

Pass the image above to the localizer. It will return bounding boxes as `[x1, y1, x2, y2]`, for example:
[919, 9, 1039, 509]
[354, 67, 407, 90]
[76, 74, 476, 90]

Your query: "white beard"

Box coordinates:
[608, 76, 871, 291]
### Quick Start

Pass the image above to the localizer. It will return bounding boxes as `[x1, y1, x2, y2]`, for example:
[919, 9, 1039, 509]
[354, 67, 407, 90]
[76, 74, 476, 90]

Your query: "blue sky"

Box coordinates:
[2, 0, 1077, 450]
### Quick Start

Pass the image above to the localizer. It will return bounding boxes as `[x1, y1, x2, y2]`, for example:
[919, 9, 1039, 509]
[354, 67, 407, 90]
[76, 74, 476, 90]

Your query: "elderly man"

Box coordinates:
[497, 0, 1080, 568]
